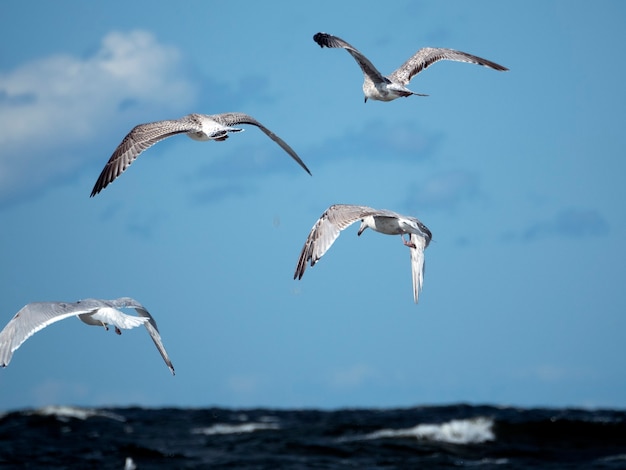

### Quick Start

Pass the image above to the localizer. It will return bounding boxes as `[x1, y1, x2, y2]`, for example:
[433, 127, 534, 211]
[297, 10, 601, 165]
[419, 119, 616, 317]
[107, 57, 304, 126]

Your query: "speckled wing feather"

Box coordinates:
[313, 33, 388, 85]
[0, 301, 97, 367]
[90, 117, 200, 197]
[294, 204, 377, 280]
[108, 297, 175, 376]
[389, 47, 509, 86]
[212, 112, 312, 176]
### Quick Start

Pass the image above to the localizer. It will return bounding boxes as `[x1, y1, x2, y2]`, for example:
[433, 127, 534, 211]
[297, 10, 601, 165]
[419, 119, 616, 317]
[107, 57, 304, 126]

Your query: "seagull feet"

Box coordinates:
[115, 327, 122, 335]
[402, 235, 416, 249]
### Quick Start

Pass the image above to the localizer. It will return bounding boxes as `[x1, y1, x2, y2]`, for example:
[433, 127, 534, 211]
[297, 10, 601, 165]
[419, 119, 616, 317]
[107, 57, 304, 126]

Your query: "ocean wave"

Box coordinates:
[597, 453, 626, 464]
[228, 413, 279, 423]
[190, 422, 281, 435]
[3, 405, 626, 467]
[25, 405, 126, 422]
[456, 457, 510, 466]
[357, 417, 495, 445]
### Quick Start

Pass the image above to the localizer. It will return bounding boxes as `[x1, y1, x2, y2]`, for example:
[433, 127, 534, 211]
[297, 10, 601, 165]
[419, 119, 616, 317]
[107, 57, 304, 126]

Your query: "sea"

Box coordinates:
[1, 404, 625, 469]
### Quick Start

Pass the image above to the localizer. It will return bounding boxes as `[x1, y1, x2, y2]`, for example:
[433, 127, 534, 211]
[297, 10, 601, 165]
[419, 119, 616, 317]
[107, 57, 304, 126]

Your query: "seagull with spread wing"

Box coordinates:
[90, 112, 311, 196]
[313, 32, 508, 102]
[294, 204, 432, 303]
[0, 297, 175, 375]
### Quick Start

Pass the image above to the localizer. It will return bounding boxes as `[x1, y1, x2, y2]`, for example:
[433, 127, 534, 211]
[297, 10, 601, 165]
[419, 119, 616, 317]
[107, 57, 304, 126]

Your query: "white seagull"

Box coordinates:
[90, 112, 311, 196]
[294, 204, 432, 303]
[0, 297, 175, 375]
[313, 32, 508, 102]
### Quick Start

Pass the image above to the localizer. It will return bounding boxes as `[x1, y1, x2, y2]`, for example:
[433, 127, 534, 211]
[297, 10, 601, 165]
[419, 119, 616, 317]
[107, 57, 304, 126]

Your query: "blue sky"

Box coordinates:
[1, 1, 625, 411]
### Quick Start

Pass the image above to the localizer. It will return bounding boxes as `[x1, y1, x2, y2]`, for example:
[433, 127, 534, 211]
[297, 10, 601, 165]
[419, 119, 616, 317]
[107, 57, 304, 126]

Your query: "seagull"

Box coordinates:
[294, 204, 432, 303]
[313, 32, 508, 102]
[90, 112, 312, 196]
[0, 297, 175, 375]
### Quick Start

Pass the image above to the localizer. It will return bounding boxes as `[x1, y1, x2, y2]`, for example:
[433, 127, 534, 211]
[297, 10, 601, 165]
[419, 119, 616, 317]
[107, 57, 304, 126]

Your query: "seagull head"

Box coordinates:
[357, 218, 369, 236]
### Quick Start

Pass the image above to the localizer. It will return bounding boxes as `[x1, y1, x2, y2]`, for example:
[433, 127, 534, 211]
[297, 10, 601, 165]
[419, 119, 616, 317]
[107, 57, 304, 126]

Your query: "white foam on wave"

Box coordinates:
[124, 456, 137, 470]
[598, 453, 626, 463]
[191, 422, 281, 435]
[228, 413, 279, 424]
[458, 457, 509, 466]
[359, 417, 495, 445]
[28, 405, 126, 422]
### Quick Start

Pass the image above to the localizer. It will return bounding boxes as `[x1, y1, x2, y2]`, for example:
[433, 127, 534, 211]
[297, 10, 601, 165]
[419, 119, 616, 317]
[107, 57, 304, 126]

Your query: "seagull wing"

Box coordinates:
[0, 301, 97, 367]
[109, 297, 175, 376]
[409, 233, 428, 304]
[212, 113, 312, 176]
[294, 204, 375, 280]
[90, 116, 201, 196]
[400, 216, 433, 248]
[313, 33, 388, 85]
[389, 47, 509, 86]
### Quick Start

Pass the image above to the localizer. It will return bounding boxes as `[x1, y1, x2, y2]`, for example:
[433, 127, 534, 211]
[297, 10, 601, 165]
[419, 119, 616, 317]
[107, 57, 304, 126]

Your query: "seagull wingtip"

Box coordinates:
[89, 184, 104, 197]
[313, 32, 328, 48]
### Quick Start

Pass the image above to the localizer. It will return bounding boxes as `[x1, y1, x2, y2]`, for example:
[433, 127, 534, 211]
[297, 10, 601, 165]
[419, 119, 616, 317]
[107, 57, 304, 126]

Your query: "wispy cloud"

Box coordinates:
[191, 138, 311, 180]
[124, 209, 167, 240]
[31, 379, 89, 407]
[328, 364, 380, 389]
[404, 169, 480, 213]
[225, 374, 265, 400]
[522, 208, 610, 241]
[511, 363, 598, 384]
[0, 30, 196, 206]
[192, 119, 442, 180]
[190, 181, 255, 206]
[313, 119, 442, 165]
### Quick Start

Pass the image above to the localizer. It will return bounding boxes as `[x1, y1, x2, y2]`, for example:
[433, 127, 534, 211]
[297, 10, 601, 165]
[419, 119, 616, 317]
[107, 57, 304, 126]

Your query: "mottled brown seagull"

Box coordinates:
[313, 32, 508, 102]
[294, 204, 432, 303]
[90, 112, 311, 196]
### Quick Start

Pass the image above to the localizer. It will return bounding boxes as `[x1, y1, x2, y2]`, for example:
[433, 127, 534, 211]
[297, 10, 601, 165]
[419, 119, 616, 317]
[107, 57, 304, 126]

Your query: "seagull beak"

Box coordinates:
[357, 221, 366, 236]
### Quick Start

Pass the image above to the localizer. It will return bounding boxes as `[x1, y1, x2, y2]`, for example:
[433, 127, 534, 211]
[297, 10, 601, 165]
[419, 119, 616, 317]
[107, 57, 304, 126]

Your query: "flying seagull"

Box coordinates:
[0, 297, 175, 375]
[90, 112, 312, 196]
[313, 32, 508, 102]
[294, 204, 432, 303]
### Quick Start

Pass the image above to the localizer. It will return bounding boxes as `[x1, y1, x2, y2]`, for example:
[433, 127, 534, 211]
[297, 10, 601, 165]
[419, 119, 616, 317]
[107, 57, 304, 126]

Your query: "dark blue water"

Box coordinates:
[1, 404, 625, 469]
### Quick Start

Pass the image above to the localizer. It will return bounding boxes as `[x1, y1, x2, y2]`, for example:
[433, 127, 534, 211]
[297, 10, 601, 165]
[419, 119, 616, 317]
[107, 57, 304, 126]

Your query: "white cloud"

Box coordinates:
[0, 30, 196, 205]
